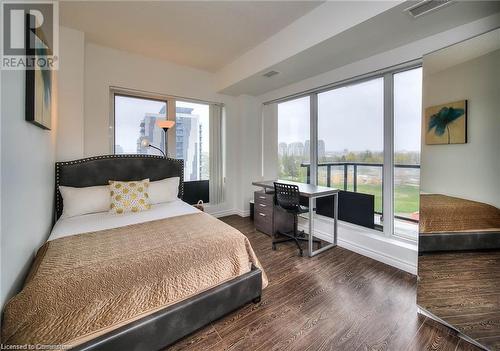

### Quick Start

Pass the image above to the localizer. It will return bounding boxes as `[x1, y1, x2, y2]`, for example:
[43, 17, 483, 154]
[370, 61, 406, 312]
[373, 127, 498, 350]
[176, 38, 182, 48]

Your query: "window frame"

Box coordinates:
[109, 87, 220, 155]
[271, 61, 422, 241]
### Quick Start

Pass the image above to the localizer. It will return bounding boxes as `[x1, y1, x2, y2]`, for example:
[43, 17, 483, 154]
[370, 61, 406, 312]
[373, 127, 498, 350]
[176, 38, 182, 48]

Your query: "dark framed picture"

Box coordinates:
[25, 13, 52, 130]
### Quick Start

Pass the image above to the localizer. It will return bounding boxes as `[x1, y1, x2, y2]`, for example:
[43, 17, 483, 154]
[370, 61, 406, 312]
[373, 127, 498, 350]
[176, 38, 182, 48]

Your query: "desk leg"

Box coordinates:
[308, 197, 314, 257]
[309, 193, 338, 257]
[334, 193, 338, 246]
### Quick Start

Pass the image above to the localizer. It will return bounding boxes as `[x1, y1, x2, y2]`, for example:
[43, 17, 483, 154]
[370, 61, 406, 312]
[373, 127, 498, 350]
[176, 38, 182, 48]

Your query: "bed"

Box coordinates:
[1, 155, 267, 350]
[419, 194, 500, 253]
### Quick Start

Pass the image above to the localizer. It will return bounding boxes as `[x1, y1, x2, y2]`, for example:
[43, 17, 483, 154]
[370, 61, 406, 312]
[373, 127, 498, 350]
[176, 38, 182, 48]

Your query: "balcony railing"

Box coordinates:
[300, 162, 420, 223]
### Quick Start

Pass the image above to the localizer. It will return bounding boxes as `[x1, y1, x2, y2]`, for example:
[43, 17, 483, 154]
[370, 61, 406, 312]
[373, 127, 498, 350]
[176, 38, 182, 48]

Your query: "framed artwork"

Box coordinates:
[425, 100, 467, 145]
[25, 14, 52, 130]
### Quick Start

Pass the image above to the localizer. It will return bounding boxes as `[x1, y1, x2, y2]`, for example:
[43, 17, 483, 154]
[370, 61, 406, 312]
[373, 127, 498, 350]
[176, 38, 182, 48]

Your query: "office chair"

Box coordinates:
[273, 182, 321, 256]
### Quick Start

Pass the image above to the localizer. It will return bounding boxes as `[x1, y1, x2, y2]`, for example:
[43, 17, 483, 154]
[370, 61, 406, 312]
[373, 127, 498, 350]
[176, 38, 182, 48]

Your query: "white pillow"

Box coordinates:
[149, 177, 180, 204]
[59, 185, 110, 218]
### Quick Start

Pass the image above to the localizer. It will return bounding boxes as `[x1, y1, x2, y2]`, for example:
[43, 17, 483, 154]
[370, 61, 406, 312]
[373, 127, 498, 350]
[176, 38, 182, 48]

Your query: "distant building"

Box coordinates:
[318, 140, 325, 160]
[136, 111, 165, 154]
[300, 140, 325, 160]
[278, 143, 288, 156]
[176, 106, 201, 181]
[115, 145, 125, 154]
[287, 142, 304, 157]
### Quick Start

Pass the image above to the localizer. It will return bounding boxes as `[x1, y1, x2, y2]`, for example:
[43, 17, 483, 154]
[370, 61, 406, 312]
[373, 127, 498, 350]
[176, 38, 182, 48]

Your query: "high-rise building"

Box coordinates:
[287, 142, 304, 157]
[303, 140, 325, 160]
[278, 143, 288, 156]
[136, 109, 165, 154]
[175, 106, 201, 181]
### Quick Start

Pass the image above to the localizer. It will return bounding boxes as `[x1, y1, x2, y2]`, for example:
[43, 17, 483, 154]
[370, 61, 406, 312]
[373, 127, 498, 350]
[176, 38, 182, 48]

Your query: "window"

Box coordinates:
[114, 94, 166, 155]
[274, 63, 422, 240]
[318, 78, 384, 224]
[393, 67, 422, 239]
[277, 96, 310, 183]
[175, 101, 210, 181]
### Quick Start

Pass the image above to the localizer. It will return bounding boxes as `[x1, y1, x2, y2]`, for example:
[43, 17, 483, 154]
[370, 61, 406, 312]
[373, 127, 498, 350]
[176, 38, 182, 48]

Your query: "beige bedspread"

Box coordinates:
[420, 194, 500, 233]
[2, 212, 267, 347]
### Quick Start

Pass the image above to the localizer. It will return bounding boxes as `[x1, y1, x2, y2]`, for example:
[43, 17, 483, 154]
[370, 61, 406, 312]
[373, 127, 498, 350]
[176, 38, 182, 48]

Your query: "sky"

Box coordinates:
[278, 67, 422, 153]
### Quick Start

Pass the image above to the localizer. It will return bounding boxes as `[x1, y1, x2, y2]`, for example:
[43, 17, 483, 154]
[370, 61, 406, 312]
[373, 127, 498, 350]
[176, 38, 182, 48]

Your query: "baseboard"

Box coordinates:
[338, 236, 417, 275]
[209, 207, 417, 275]
[207, 208, 250, 218]
[298, 219, 417, 275]
[236, 209, 250, 217]
[207, 209, 237, 218]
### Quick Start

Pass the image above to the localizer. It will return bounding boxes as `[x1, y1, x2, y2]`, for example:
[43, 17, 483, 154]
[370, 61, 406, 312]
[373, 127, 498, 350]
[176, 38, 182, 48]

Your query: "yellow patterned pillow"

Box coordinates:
[109, 179, 151, 214]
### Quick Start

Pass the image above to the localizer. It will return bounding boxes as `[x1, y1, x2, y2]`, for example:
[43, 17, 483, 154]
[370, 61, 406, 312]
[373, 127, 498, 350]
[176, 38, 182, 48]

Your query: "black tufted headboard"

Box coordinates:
[55, 154, 184, 220]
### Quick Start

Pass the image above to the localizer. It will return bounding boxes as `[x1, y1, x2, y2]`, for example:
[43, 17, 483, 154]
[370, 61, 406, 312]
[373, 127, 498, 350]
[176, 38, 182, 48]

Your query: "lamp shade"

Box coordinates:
[156, 120, 175, 130]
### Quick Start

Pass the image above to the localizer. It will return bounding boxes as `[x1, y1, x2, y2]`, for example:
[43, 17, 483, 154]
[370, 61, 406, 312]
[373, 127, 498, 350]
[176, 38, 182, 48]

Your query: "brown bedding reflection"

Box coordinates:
[420, 194, 500, 234]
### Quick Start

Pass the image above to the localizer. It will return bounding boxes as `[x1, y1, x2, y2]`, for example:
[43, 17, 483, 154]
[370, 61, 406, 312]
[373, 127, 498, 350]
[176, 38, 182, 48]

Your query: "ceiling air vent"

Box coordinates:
[262, 70, 280, 78]
[406, 0, 453, 18]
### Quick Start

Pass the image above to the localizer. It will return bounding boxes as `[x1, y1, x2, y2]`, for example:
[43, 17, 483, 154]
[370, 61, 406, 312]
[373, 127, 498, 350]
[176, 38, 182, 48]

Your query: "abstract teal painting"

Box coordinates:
[425, 100, 467, 145]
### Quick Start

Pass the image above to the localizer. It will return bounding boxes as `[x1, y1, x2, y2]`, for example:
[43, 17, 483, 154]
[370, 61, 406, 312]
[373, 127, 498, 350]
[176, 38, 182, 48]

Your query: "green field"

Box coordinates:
[352, 184, 419, 215]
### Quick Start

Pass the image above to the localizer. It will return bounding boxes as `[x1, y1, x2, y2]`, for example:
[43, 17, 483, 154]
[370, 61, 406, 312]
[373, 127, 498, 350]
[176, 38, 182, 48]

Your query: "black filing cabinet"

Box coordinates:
[254, 191, 294, 236]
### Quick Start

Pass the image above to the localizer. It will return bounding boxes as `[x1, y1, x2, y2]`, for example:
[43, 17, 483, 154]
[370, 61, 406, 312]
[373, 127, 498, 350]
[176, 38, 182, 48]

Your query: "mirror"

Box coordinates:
[417, 28, 500, 350]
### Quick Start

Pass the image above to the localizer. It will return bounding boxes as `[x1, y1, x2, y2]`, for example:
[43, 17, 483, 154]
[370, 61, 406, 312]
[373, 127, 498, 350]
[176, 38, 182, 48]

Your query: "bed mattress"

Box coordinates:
[2, 202, 267, 347]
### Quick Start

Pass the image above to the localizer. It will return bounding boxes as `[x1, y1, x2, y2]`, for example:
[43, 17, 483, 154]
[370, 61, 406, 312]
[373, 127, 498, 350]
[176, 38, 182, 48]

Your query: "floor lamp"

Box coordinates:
[140, 119, 176, 158]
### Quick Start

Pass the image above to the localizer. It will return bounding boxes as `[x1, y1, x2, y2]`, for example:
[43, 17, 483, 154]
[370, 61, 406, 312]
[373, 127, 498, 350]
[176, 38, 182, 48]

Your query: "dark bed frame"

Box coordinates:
[55, 155, 262, 351]
[419, 231, 500, 253]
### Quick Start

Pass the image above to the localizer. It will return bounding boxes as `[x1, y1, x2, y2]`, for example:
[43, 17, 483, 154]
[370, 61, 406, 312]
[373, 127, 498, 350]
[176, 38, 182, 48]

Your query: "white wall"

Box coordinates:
[57, 26, 85, 161]
[421, 49, 500, 207]
[0, 69, 57, 308]
[235, 95, 263, 214]
[82, 42, 243, 215]
[262, 104, 278, 180]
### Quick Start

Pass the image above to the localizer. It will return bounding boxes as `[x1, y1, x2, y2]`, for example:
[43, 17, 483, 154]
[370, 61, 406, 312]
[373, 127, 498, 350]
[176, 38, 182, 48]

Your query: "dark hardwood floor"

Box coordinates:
[166, 216, 480, 351]
[418, 251, 500, 351]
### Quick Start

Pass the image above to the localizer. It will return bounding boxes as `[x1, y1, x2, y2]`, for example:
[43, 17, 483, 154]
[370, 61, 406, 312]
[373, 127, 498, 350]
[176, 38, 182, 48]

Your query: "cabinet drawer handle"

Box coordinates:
[259, 204, 267, 207]
[259, 196, 266, 199]
[259, 213, 266, 217]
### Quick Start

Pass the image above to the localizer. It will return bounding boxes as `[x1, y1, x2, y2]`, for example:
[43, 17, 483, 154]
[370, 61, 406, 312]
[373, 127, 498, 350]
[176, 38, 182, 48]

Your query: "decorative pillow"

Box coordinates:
[109, 179, 151, 214]
[149, 177, 180, 204]
[59, 185, 110, 219]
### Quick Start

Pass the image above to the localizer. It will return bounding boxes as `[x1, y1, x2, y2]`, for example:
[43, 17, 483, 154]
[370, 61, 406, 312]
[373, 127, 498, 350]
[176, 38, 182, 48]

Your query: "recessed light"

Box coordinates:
[262, 70, 280, 78]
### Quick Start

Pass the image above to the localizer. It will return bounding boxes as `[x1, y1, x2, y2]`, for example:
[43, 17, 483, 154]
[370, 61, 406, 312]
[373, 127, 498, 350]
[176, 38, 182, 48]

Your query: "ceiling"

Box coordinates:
[220, 1, 500, 95]
[60, 1, 323, 72]
[425, 28, 500, 76]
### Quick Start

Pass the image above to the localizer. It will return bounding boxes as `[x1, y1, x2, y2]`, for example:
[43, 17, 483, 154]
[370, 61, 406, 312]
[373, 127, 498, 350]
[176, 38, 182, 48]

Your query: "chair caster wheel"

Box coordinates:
[299, 250, 303, 257]
[272, 244, 276, 251]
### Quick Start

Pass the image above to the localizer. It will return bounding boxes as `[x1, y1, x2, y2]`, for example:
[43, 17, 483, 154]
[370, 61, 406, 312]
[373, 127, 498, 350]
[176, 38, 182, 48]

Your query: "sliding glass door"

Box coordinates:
[275, 65, 422, 240]
[393, 67, 422, 239]
[318, 78, 384, 228]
